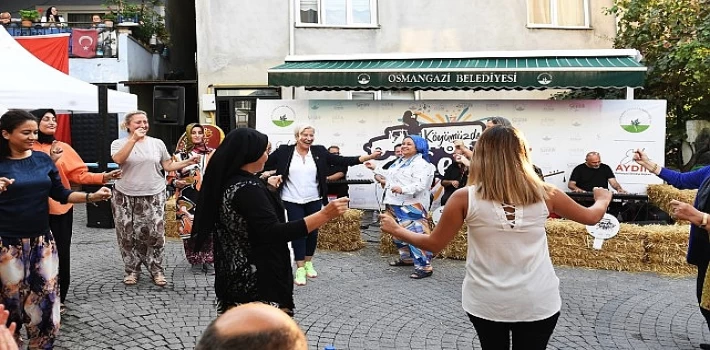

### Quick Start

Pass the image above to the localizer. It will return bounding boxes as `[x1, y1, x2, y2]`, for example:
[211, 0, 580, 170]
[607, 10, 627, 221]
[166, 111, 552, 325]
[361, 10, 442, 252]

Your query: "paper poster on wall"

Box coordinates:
[256, 99, 667, 210]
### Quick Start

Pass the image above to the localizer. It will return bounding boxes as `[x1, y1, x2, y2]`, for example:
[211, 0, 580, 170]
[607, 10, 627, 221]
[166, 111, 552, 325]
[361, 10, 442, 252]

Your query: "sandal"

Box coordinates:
[123, 274, 138, 285]
[152, 274, 167, 287]
[389, 259, 414, 267]
[410, 270, 433, 279]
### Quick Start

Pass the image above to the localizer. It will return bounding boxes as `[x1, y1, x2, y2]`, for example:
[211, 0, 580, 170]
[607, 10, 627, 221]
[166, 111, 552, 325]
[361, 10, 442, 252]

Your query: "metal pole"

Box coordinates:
[99, 85, 108, 172]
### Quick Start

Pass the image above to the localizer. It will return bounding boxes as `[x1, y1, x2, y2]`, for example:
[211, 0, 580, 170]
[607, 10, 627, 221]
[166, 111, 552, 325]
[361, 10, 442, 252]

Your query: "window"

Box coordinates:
[298, 0, 377, 27]
[527, 0, 589, 28]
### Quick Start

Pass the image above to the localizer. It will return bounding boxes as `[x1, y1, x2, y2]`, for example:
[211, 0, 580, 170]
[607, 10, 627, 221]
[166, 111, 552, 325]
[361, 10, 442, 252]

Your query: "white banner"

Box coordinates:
[256, 99, 667, 210]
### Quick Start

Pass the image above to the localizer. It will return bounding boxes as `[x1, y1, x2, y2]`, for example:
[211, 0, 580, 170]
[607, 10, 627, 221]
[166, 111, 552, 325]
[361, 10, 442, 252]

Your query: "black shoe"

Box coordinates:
[699, 343, 710, 350]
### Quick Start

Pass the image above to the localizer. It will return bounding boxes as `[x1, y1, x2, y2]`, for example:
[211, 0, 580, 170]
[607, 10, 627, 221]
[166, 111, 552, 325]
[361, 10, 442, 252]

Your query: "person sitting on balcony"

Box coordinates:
[41, 6, 65, 27]
[0, 12, 16, 28]
[91, 14, 105, 28]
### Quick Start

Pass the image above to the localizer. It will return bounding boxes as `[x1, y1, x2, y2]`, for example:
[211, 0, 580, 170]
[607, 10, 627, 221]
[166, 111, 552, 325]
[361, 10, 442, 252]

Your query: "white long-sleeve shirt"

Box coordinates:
[374, 154, 434, 208]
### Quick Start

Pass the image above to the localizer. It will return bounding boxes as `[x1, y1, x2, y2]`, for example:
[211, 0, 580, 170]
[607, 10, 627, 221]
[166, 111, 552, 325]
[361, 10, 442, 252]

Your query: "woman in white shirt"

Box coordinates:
[376, 135, 435, 279]
[381, 125, 611, 349]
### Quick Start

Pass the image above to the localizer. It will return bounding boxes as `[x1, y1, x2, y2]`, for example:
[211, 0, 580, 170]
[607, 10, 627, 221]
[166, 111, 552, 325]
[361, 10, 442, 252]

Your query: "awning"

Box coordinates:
[268, 49, 647, 91]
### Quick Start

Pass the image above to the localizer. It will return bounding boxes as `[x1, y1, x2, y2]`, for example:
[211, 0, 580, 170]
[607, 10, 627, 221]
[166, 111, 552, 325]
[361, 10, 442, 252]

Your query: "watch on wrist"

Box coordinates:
[701, 213, 708, 228]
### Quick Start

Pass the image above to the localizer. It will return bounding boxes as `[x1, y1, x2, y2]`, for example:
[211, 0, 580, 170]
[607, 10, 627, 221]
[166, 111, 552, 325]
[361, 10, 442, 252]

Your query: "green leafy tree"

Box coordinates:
[555, 0, 710, 169]
[105, 0, 170, 47]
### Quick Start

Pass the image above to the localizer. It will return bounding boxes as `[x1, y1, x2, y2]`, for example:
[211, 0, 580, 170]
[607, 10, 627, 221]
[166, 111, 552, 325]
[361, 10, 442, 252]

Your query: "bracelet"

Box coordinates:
[650, 163, 658, 173]
[702, 213, 708, 228]
[86, 192, 91, 203]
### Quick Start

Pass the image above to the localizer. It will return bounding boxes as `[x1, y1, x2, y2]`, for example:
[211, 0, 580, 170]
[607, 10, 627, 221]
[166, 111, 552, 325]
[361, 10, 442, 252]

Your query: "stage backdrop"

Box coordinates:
[256, 99, 667, 210]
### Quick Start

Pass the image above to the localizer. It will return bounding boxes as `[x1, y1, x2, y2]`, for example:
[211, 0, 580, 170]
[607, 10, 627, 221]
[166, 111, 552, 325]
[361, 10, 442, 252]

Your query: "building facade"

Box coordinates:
[195, 0, 617, 129]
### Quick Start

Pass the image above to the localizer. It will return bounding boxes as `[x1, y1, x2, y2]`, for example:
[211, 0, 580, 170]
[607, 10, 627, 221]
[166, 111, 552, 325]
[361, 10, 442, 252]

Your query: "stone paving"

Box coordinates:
[51, 205, 710, 349]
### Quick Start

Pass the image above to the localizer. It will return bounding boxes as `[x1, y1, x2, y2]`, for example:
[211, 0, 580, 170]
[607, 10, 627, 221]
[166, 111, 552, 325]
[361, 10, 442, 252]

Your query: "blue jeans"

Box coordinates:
[284, 200, 322, 261]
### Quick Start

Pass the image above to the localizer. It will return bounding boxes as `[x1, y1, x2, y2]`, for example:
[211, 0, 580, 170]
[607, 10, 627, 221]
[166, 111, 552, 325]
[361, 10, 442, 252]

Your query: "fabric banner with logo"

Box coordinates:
[70, 29, 98, 58]
[15, 33, 70, 73]
[256, 99, 667, 210]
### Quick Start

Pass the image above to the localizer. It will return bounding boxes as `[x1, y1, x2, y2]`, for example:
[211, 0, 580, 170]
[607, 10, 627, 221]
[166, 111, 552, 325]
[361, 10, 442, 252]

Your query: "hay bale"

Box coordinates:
[436, 225, 467, 260]
[379, 217, 468, 260]
[647, 184, 697, 225]
[164, 196, 179, 238]
[546, 219, 647, 272]
[644, 224, 694, 275]
[317, 209, 365, 251]
[379, 231, 399, 255]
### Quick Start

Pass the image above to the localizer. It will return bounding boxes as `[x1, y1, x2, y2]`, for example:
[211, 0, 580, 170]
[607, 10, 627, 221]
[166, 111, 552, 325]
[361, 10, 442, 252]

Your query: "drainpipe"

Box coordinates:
[288, 0, 296, 99]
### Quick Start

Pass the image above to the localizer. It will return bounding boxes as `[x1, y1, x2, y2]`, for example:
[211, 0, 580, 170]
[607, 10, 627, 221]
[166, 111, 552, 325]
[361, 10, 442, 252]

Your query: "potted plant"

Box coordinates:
[103, 12, 116, 27]
[19, 9, 39, 27]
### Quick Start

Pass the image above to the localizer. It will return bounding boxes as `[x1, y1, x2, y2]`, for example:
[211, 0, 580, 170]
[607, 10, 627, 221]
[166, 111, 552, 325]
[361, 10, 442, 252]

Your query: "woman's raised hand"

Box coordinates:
[49, 140, 63, 162]
[0, 178, 14, 193]
[102, 169, 122, 183]
[633, 148, 650, 163]
[0, 304, 17, 350]
[188, 155, 201, 164]
[379, 214, 399, 235]
[321, 197, 349, 219]
[267, 175, 283, 188]
[92, 187, 112, 201]
[592, 187, 612, 204]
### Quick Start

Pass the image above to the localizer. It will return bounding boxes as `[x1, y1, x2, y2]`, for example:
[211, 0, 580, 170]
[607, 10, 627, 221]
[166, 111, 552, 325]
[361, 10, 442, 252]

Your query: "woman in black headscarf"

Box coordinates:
[191, 128, 349, 316]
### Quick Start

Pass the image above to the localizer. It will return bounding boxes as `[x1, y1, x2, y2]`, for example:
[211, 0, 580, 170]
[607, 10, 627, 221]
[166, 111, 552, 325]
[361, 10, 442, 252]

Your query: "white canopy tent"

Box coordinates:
[0, 27, 137, 113]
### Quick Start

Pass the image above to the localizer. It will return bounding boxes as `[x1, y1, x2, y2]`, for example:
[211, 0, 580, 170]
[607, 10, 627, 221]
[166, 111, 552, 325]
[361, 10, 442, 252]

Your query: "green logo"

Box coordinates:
[619, 108, 651, 133]
[271, 106, 296, 127]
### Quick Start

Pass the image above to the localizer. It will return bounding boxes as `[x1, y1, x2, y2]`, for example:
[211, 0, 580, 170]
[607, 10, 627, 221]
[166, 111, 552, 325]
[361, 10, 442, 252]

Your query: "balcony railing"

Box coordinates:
[4, 22, 119, 58]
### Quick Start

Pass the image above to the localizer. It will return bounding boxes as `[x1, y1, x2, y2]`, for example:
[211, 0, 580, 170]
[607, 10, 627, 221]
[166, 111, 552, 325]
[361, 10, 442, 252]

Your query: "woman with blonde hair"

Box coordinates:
[265, 124, 380, 286]
[111, 111, 200, 286]
[381, 125, 611, 350]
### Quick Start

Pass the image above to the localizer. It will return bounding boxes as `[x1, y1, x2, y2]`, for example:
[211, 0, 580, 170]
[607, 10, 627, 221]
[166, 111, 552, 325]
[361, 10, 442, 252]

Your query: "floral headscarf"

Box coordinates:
[183, 123, 207, 153]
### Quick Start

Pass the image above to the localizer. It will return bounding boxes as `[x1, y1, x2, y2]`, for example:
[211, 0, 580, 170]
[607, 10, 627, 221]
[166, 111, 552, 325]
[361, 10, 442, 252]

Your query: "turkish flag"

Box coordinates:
[15, 34, 70, 74]
[71, 29, 98, 58]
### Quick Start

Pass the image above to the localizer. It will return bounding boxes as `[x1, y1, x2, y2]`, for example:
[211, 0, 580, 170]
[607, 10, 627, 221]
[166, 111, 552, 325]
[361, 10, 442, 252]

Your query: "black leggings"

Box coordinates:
[49, 208, 74, 303]
[467, 312, 560, 350]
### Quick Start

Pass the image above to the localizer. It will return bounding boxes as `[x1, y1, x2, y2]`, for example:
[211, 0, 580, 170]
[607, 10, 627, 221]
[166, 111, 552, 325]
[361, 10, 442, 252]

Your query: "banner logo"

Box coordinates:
[270, 106, 296, 127]
[537, 73, 553, 85]
[619, 108, 651, 133]
[357, 73, 371, 85]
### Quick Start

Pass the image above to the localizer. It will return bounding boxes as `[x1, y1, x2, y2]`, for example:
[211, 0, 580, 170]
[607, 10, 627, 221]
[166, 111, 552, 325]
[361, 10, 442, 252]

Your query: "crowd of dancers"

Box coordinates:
[0, 108, 709, 350]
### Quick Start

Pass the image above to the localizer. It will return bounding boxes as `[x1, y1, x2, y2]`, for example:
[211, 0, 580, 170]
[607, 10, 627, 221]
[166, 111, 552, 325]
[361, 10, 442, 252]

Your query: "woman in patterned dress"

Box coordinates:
[191, 128, 349, 316]
[167, 123, 216, 273]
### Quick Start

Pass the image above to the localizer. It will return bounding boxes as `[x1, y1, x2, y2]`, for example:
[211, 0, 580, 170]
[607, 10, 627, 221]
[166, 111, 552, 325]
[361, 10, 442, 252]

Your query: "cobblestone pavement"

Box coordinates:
[52, 206, 708, 349]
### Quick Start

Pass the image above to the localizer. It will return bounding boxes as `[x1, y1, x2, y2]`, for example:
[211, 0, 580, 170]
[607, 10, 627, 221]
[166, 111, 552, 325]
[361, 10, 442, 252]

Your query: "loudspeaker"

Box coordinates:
[71, 113, 119, 164]
[83, 184, 115, 228]
[153, 85, 185, 125]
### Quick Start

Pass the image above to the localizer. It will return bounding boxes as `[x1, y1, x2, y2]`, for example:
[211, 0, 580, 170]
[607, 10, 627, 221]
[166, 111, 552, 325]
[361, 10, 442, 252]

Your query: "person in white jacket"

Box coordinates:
[375, 135, 435, 279]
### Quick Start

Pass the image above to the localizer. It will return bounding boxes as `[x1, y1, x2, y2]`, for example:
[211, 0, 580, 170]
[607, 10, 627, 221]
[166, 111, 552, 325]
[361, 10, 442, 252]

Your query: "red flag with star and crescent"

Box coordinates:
[71, 29, 98, 58]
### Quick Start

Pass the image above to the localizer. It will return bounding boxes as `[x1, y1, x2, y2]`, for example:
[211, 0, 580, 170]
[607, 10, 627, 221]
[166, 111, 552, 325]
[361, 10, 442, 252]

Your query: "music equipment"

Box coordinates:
[327, 179, 375, 185]
[543, 170, 564, 178]
[153, 85, 185, 125]
[83, 184, 115, 228]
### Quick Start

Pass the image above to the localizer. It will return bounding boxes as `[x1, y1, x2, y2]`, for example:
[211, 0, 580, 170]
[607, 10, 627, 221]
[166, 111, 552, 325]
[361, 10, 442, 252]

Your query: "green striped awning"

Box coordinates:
[268, 50, 647, 90]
